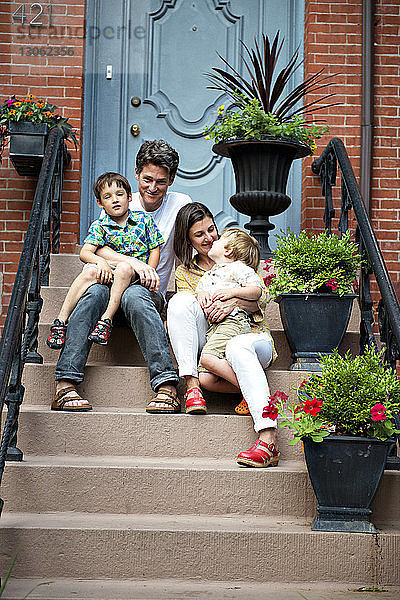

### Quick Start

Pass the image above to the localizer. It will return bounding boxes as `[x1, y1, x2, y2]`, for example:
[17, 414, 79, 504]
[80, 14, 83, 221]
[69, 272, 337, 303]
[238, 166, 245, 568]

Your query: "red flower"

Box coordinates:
[262, 401, 278, 420]
[302, 398, 323, 416]
[371, 403, 387, 421]
[293, 404, 303, 420]
[352, 279, 358, 293]
[269, 390, 289, 404]
[263, 273, 275, 286]
[299, 379, 308, 389]
[326, 279, 338, 291]
[263, 259, 273, 272]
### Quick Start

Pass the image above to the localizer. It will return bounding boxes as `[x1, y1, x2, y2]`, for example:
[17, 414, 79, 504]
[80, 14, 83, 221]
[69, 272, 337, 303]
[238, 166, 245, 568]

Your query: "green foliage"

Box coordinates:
[0, 94, 78, 163]
[204, 99, 328, 148]
[205, 31, 338, 123]
[266, 229, 361, 299]
[276, 400, 331, 446]
[301, 348, 400, 440]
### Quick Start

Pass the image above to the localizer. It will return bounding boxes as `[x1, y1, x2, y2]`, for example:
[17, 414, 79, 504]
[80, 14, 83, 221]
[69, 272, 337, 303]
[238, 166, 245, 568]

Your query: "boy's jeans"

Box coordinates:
[55, 283, 178, 392]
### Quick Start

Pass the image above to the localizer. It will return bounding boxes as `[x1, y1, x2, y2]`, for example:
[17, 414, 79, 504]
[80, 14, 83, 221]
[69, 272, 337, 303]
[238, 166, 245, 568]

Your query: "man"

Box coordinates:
[51, 140, 191, 413]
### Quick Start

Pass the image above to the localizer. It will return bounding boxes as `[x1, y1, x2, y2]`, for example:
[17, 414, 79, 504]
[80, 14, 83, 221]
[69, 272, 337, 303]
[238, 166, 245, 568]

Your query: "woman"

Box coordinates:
[167, 202, 279, 467]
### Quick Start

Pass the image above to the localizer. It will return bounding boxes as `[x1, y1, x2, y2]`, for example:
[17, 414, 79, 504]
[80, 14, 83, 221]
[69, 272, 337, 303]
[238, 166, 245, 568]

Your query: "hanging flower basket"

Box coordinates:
[8, 121, 48, 176]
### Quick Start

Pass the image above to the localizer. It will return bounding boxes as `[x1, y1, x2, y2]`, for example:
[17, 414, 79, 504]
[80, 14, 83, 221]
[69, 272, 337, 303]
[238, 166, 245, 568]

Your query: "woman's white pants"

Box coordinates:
[167, 291, 276, 432]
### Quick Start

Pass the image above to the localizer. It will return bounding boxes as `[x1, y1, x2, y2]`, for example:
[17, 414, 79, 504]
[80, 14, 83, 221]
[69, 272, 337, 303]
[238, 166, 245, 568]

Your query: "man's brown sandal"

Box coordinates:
[146, 387, 181, 414]
[51, 386, 93, 412]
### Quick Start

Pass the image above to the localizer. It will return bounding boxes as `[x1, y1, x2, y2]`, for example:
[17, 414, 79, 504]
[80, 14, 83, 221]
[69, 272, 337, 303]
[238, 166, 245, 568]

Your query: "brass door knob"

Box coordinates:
[131, 96, 141, 107]
[130, 124, 141, 136]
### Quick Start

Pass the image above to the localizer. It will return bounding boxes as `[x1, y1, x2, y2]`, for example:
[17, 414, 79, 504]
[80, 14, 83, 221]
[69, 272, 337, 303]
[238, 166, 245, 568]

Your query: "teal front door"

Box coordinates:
[81, 0, 304, 244]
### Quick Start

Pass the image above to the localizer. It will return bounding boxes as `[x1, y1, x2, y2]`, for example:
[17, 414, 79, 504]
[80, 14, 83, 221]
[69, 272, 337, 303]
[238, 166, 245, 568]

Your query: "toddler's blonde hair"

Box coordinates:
[221, 227, 260, 271]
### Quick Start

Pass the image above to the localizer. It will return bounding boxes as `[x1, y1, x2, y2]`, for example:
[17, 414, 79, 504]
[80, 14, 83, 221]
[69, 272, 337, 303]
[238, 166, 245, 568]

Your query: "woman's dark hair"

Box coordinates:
[136, 139, 179, 180]
[174, 202, 216, 268]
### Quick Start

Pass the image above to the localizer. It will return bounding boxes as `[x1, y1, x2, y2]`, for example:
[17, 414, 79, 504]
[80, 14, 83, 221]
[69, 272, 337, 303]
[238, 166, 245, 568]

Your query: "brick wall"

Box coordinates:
[302, 0, 400, 289]
[0, 0, 85, 325]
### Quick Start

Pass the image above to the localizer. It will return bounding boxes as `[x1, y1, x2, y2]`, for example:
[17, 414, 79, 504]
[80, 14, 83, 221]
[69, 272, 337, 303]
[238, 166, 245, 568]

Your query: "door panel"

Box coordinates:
[81, 0, 305, 244]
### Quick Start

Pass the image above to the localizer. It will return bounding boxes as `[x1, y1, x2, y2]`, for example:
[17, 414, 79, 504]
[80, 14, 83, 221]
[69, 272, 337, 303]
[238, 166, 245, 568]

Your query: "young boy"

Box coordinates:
[47, 172, 164, 348]
[195, 227, 262, 390]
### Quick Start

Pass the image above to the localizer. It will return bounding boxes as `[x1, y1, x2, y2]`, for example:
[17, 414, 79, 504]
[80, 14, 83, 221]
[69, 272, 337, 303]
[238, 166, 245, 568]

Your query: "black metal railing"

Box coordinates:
[0, 128, 68, 514]
[312, 137, 400, 468]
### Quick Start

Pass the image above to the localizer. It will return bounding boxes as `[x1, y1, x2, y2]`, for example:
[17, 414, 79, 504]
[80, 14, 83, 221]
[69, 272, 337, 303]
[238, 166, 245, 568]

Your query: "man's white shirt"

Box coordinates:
[129, 191, 192, 296]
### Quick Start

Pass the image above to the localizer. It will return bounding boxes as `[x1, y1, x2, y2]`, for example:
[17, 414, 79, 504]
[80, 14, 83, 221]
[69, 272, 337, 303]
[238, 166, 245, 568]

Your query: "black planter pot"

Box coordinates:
[212, 137, 311, 258]
[276, 293, 356, 371]
[9, 121, 48, 176]
[303, 435, 392, 533]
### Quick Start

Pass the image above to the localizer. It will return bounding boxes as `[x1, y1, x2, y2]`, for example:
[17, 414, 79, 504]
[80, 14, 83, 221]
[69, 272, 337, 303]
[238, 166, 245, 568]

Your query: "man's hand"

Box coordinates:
[95, 258, 113, 285]
[204, 298, 237, 323]
[196, 290, 214, 309]
[129, 257, 160, 293]
[212, 287, 237, 302]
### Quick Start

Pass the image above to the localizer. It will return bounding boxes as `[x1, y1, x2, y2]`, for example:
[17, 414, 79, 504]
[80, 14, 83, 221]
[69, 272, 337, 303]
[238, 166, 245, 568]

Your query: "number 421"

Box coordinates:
[12, 3, 52, 27]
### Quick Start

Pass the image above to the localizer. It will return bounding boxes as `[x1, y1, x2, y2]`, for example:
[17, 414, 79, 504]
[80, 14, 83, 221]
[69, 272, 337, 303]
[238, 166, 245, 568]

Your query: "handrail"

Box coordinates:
[0, 128, 67, 514]
[312, 137, 400, 469]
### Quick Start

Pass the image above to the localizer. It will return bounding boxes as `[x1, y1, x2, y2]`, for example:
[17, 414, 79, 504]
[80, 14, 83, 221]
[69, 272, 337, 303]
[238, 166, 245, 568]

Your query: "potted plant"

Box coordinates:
[0, 94, 78, 176]
[204, 31, 338, 256]
[264, 229, 361, 370]
[265, 348, 400, 533]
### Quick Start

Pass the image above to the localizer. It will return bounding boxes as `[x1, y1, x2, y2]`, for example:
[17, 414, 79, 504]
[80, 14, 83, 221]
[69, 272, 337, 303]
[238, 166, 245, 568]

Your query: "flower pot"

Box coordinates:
[8, 121, 48, 176]
[276, 293, 356, 371]
[303, 435, 392, 533]
[212, 137, 311, 258]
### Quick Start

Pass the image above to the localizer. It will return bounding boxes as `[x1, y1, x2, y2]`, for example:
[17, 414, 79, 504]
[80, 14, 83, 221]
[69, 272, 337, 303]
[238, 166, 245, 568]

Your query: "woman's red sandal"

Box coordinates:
[236, 439, 280, 468]
[184, 386, 207, 414]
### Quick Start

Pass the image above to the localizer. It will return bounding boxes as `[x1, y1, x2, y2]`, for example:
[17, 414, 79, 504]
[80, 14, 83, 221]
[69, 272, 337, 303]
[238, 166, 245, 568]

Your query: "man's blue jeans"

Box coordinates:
[55, 283, 178, 391]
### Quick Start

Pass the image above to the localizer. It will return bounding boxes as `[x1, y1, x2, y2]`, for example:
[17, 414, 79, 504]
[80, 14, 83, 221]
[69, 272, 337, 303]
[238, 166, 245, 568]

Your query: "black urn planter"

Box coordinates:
[276, 293, 356, 371]
[303, 435, 392, 533]
[8, 121, 48, 176]
[212, 137, 311, 258]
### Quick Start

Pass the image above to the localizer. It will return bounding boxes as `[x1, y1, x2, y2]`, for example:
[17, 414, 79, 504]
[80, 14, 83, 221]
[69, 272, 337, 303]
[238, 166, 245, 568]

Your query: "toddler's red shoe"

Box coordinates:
[88, 318, 113, 345]
[236, 439, 280, 468]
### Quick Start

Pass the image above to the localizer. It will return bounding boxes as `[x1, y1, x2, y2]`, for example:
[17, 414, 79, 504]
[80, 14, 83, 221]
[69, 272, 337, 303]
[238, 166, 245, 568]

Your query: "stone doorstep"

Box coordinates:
[2, 455, 399, 524]
[3, 578, 400, 600]
[0, 512, 399, 583]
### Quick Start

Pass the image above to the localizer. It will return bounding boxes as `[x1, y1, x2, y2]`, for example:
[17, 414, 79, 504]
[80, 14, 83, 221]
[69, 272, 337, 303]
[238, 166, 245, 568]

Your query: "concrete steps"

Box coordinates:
[1, 512, 399, 582]
[3, 579, 400, 600]
[2, 455, 399, 523]
[1, 252, 399, 592]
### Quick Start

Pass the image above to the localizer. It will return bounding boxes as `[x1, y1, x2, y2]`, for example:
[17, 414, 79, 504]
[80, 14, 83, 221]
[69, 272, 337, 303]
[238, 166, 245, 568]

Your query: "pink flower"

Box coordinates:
[326, 279, 338, 291]
[269, 390, 289, 404]
[371, 403, 386, 421]
[263, 273, 275, 286]
[6, 98, 14, 106]
[303, 398, 323, 416]
[262, 401, 278, 420]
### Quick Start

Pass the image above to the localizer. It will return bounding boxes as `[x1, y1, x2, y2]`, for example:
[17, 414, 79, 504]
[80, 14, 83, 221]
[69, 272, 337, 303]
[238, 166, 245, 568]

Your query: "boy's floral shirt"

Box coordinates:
[175, 256, 277, 362]
[84, 210, 164, 263]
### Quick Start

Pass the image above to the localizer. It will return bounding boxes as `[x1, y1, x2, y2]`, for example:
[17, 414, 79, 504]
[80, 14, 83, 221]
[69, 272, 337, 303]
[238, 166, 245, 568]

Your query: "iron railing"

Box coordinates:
[0, 128, 68, 514]
[312, 137, 400, 469]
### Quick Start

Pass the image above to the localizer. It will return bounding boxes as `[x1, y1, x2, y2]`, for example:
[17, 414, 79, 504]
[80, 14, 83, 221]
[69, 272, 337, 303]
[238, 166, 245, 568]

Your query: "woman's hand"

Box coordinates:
[197, 290, 213, 309]
[212, 287, 237, 302]
[204, 298, 237, 322]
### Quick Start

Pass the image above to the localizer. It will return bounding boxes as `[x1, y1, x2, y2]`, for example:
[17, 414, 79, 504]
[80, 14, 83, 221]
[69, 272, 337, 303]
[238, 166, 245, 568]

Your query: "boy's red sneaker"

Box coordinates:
[236, 439, 280, 468]
[46, 319, 67, 350]
[88, 319, 113, 345]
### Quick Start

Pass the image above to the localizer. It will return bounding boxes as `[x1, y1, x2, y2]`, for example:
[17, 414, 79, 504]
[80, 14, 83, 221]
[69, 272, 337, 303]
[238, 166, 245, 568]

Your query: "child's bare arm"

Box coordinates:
[80, 243, 113, 285]
[213, 285, 261, 302]
[147, 246, 160, 270]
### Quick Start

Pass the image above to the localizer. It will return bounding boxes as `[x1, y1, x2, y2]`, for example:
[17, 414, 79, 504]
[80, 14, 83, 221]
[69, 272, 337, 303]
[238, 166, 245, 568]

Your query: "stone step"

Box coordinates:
[13, 405, 304, 461]
[22, 364, 307, 408]
[39, 283, 362, 333]
[3, 578, 400, 600]
[2, 455, 398, 524]
[35, 322, 359, 369]
[0, 512, 398, 583]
